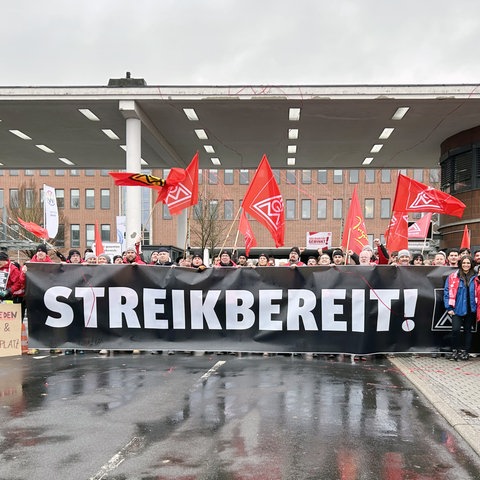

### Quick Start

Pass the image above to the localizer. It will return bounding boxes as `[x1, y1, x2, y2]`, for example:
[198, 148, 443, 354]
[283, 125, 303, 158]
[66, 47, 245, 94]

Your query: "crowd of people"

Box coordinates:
[1, 239, 479, 360]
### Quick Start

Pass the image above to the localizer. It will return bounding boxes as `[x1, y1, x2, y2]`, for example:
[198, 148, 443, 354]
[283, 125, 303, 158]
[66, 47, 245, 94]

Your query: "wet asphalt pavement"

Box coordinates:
[1, 352, 480, 480]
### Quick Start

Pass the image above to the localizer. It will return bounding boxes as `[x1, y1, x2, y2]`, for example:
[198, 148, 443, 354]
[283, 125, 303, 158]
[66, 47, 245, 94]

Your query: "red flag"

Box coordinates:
[156, 153, 199, 215]
[109, 172, 168, 190]
[460, 224, 470, 249]
[341, 187, 369, 255]
[239, 210, 257, 256]
[408, 212, 432, 239]
[17, 217, 49, 239]
[392, 174, 465, 217]
[94, 221, 105, 256]
[242, 155, 285, 247]
[385, 211, 409, 252]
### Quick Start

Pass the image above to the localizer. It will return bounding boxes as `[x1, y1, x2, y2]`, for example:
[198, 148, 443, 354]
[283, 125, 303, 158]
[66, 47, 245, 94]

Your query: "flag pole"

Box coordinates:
[216, 206, 243, 263]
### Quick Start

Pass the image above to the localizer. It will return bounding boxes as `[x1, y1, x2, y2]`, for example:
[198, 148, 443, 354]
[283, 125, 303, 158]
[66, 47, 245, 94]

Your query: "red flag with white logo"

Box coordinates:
[392, 174, 465, 217]
[156, 152, 199, 215]
[385, 211, 409, 252]
[341, 186, 369, 255]
[408, 212, 432, 239]
[239, 210, 257, 256]
[242, 155, 285, 247]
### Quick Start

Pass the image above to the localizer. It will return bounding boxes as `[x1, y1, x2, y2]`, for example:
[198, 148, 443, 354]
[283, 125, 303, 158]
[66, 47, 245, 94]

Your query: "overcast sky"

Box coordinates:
[2, 0, 480, 87]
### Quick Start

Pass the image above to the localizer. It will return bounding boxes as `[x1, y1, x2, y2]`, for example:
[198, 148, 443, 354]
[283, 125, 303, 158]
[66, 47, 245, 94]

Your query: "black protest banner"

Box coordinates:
[25, 263, 475, 354]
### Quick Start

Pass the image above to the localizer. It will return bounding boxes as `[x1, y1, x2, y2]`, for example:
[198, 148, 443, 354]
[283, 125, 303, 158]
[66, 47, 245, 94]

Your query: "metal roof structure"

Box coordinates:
[1, 82, 480, 171]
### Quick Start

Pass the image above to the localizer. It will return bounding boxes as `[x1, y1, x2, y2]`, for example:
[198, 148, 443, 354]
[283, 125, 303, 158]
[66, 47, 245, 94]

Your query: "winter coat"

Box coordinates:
[444, 270, 477, 316]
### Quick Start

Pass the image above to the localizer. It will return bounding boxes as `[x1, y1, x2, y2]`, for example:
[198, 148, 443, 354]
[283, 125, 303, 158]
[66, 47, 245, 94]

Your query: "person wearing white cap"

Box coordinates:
[397, 249, 411, 266]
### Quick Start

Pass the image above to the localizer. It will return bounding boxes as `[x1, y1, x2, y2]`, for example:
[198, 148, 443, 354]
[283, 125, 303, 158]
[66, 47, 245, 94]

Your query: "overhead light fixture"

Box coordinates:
[59, 157, 75, 166]
[141, 159, 148, 166]
[0, 162, 3, 166]
[379, 128, 394, 139]
[9, 129, 31, 140]
[183, 108, 199, 121]
[211, 157, 221, 166]
[362, 157, 374, 165]
[102, 129, 120, 140]
[289, 108, 301, 121]
[392, 107, 409, 120]
[370, 144, 383, 153]
[120, 145, 127, 151]
[288, 129, 299, 140]
[78, 108, 100, 121]
[288, 145, 297, 153]
[287, 157, 296, 166]
[204, 145, 215, 153]
[35, 144, 55, 153]
[195, 129, 208, 140]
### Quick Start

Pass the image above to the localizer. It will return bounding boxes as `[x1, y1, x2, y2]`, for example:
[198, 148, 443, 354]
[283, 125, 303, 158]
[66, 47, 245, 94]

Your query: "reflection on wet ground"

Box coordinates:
[1, 353, 479, 479]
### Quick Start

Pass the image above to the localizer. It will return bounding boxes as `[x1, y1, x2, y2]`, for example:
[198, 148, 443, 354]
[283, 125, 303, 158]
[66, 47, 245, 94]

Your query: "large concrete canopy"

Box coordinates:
[1, 84, 480, 171]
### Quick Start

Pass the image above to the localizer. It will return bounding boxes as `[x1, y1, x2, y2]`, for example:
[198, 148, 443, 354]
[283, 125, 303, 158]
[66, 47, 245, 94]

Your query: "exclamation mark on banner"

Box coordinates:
[402, 289, 418, 332]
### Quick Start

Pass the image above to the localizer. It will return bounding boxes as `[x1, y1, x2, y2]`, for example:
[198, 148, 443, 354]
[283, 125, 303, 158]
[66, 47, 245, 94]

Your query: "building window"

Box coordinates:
[301, 199, 311, 219]
[381, 169, 391, 183]
[85, 170, 95, 176]
[380, 198, 391, 219]
[0, 189, 3, 209]
[272, 169, 281, 184]
[9, 170, 19, 176]
[301, 170, 312, 184]
[40, 170, 49, 176]
[349, 170, 359, 183]
[100, 189, 110, 209]
[208, 169, 218, 184]
[333, 199, 343, 219]
[101, 170, 109, 176]
[193, 199, 203, 220]
[71, 189, 80, 209]
[9, 189, 19, 209]
[224, 169, 234, 185]
[86, 224, 94, 246]
[286, 199, 296, 220]
[70, 224, 80, 247]
[429, 168, 440, 184]
[163, 204, 172, 220]
[365, 198, 374, 219]
[25, 170, 34, 176]
[365, 170, 375, 183]
[413, 169, 423, 182]
[70, 170, 80, 176]
[333, 170, 343, 184]
[56, 224, 65, 247]
[198, 169, 203, 185]
[209, 200, 219, 219]
[101, 224, 110, 242]
[25, 189, 34, 209]
[286, 170, 296, 184]
[56, 189, 65, 208]
[224, 200, 234, 220]
[317, 199, 327, 219]
[85, 189, 95, 209]
[317, 170, 327, 184]
[239, 169, 249, 185]
[55, 170, 65, 176]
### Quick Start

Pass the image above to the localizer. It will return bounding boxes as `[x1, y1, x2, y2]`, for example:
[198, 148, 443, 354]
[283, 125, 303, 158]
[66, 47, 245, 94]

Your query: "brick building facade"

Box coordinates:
[0, 167, 440, 257]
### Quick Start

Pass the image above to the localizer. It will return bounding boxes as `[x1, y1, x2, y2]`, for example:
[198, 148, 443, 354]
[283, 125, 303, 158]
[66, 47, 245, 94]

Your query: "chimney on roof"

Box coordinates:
[108, 72, 147, 87]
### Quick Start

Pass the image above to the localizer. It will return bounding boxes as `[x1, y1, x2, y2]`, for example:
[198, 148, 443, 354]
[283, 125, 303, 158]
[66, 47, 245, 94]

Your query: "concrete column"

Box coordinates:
[125, 116, 142, 242]
[176, 209, 188, 251]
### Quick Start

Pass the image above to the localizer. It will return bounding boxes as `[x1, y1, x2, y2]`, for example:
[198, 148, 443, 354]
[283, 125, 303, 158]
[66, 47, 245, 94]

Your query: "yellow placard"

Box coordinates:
[0, 303, 22, 357]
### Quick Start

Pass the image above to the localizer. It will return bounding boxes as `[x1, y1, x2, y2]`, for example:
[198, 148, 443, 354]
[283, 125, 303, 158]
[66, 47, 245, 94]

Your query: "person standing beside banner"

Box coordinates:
[444, 256, 477, 361]
[0, 251, 25, 311]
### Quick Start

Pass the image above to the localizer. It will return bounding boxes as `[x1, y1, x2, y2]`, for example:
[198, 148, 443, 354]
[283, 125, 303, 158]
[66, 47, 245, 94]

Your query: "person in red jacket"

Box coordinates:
[0, 251, 25, 302]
